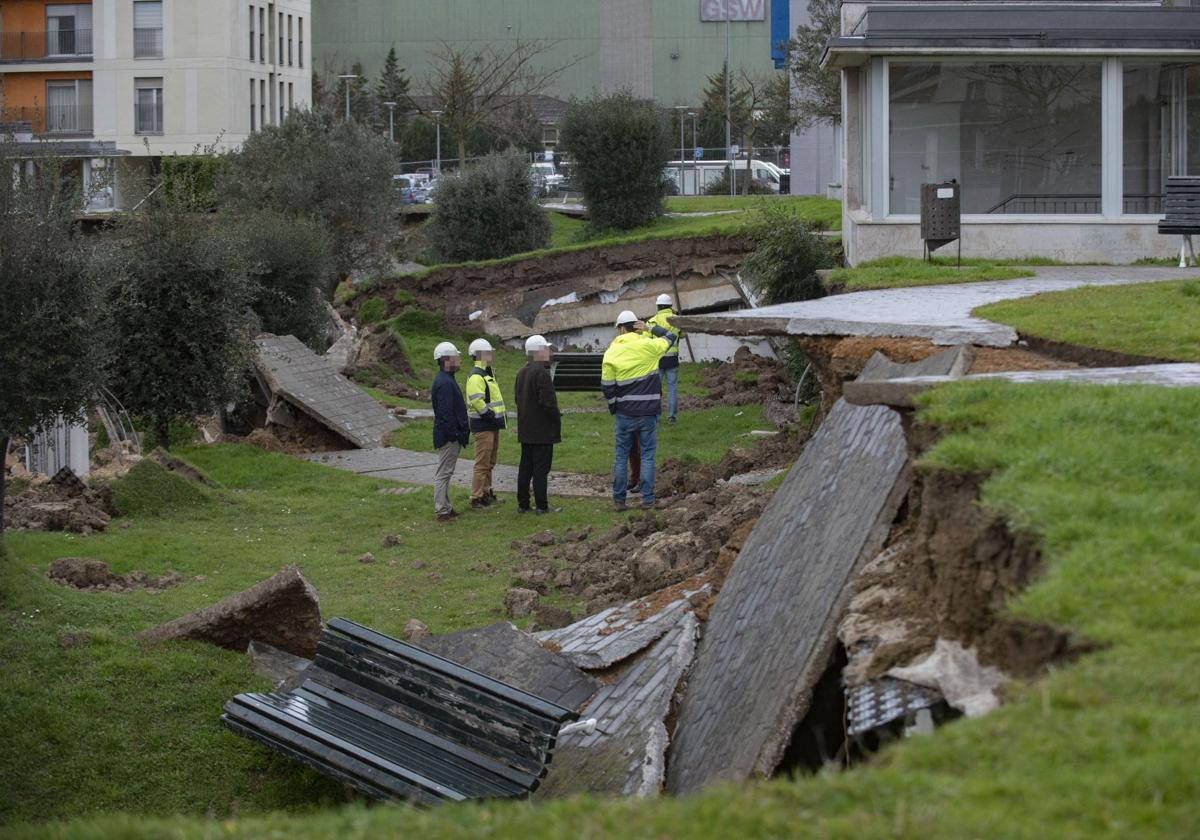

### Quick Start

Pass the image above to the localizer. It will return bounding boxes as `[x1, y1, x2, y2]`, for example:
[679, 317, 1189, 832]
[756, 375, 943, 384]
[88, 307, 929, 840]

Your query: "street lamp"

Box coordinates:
[431, 109, 443, 175]
[337, 73, 357, 121]
[688, 111, 697, 161]
[674, 105, 687, 196]
[383, 101, 397, 142]
[724, 6, 733, 197]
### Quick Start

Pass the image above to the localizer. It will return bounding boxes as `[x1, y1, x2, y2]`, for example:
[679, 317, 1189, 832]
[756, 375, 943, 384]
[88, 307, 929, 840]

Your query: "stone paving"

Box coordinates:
[675, 266, 1197, 347]
[304, 447, 606, 497]
[845, 363, 1200, 409]
[254, 334, 400, 448]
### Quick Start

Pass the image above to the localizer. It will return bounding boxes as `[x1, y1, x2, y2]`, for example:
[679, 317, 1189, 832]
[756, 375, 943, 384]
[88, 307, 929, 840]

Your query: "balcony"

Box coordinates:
[133, 27, 163, 58]
[0, 104, 94, 137]
[0, 29, 93, 63]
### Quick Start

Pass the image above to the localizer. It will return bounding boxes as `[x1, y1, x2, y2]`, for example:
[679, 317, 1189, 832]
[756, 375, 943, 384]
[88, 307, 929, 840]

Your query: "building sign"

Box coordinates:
[701, 0, 765, 22]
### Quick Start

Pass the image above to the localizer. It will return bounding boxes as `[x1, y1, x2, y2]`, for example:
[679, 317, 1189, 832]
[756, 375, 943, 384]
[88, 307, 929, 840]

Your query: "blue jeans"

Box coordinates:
[613, 414, 658, 505]
[663, 365, 679, 420]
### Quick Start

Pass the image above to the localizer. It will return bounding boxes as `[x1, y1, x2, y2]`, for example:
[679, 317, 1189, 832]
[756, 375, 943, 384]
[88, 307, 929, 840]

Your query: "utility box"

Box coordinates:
[920, 181, 961, 260]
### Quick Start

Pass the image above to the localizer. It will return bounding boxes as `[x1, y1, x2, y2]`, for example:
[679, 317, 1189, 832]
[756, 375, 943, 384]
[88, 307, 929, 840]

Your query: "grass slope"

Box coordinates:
[826, 256, 1034, 291]
[9, 380, 1200, 838]
[976, 279, 1200, 362]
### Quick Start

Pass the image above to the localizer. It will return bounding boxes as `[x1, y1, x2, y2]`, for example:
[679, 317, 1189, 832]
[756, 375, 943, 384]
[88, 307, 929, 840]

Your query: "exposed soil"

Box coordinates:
[47, 557, 181, 593]
[3, 468, 119, 535]
[656, 429, 805, 498]
[841, 465, 1095, 683]
[680, 346, 794, 412]
[508, 484, 770, 616]
[226, 413, 352, 456]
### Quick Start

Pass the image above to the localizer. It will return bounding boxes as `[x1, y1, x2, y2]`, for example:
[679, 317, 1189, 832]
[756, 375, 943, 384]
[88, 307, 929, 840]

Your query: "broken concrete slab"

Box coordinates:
[416, 622, 599, 712]
[888, 638, 1007, 718]
[138, 565, 322, 659]
[856, 345, 974, 384]
[537, 611, 700, 799]
[253, 334, 400, 449]
[666, 397, 910, 794]
[537, 582, 709, 670]
[845, 363, 1200, 409]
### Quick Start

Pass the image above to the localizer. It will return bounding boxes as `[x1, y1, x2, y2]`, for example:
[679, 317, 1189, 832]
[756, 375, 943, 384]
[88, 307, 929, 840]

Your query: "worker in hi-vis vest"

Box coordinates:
[601, 309, 677, 511]
[464, 338, 506, 510]
[645, 293, 684, 424]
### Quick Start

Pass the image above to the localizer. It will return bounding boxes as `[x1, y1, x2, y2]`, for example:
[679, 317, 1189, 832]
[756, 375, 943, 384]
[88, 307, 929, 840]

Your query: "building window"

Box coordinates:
[888, 61, 1103, 215]
[288, 81, 293, 110]
[259, 8, 265, 63]
[133, 1, 164, 58]
[250, 78, 256, 130]
[260, 79, 266, 129]
[45, 79, 93, 134]
[45, 4, 93, 57]
[279, 80, 285, 123]
[134, 77, 164, 134]
[249, 4, 255, 60]
[298, 18, 303, 68]
[287, 14, 293, 66]
[1123, 62, 1200, 215]
[278, 12, 284, 65]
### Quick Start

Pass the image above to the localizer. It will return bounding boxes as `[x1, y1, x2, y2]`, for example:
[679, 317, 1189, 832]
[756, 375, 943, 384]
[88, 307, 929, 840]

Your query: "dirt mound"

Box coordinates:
[657, 427, 807, 498]
[509, 485, 770, 615]
[4, 468, 118, 535]
[345, 327, 422, 400]
[47, 557, 181, 593]
[842, 468, 1094, 683]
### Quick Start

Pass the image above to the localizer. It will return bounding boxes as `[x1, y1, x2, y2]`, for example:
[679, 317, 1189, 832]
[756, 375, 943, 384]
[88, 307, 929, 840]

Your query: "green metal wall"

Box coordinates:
[312, 0, 776, 107]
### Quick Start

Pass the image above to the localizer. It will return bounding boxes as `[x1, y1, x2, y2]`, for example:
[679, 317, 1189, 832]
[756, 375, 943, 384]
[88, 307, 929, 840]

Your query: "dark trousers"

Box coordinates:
[629, 436, 641, 487]
[518, 443, 554, 511]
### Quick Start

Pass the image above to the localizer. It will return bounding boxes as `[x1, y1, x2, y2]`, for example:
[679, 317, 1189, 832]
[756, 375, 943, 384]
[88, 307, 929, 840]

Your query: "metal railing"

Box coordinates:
[0, 29, 93, 62]
[133, 27, 163, 58]
[985, 193, 1165, 215]
[0, 104, 93, 135]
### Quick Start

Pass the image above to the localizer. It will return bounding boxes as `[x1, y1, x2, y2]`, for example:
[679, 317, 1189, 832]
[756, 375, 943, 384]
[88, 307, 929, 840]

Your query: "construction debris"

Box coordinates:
[46, 557, 181, 593]
[138, 565, 322, 658]
[3, 467, 118, 534]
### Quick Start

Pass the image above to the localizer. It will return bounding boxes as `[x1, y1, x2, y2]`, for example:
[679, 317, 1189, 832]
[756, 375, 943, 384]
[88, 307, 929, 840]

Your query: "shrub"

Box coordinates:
[427, 153, 550, 262]
[390, 308, 443, 334]
[703, 167, 775, 196]
[162, 155, 223, 210]
[393, 288, 415, 306]
[559, 92, 673, 230]
[741, 202, 836, 305]
[357, 296, 387, 326]
[239, 212, 336, 346]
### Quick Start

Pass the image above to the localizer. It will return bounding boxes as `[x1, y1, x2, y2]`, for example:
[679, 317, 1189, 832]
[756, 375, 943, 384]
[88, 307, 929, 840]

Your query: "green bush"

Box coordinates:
[393, 288, 415, 306]
[741, 202, 835, 305]
[390, 308, 443, 334]
[427, 153, 550, 262]
[357, 296, 387, 325]
[162, 155, 223, 210]
[239, 211, 336, 346]
[559, 92, 673, 230]
[703, 167, 775, 196]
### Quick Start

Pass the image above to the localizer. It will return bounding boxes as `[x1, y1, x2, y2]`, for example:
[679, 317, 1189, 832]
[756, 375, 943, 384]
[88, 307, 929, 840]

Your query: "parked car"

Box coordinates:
[392, 176, 428, 205]
[531, 161, 564, 196]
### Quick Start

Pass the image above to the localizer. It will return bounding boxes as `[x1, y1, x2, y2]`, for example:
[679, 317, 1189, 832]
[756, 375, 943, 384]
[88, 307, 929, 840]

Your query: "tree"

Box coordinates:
[414, 40, 577, 165]
[376, 46, 410, 108]
[108, 206, 255, 449]
[0, 144, 110, 530]
[217, 109, 398, 286]
[789, 0, 842, 128]
[427, 152, 550, 262]
[741, 202, 835, 305]
[559, 92, 673, 230]
[737, 70, 796, 193]
[697, 63, 751, 158]
[757, 71, 796, 148]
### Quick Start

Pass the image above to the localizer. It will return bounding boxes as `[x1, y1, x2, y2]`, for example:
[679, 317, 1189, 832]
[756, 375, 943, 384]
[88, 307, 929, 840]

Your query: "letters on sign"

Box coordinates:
[700, 0, 766, 22]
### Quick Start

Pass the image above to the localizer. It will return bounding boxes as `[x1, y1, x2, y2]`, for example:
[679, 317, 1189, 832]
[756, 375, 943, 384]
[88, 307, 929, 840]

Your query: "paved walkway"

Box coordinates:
[303, 447, 606, 497]
[676, 266, 1198, 347]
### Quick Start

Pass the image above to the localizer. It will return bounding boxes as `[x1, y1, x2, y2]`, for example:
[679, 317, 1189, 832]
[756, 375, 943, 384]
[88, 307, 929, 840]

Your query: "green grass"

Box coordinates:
[387, 402, 768, 475]
[664, 195, 842, 229]
[10, 380, 1200, 838]
[976, 279, 1200, 362]
[0, 444, 630, 826]
[110, 460, 213, 517]
[826, 256, 1034, 291]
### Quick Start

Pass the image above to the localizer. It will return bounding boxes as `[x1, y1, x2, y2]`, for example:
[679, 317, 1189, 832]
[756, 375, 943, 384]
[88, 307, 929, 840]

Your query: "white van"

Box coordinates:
[665, 159, 783, 196]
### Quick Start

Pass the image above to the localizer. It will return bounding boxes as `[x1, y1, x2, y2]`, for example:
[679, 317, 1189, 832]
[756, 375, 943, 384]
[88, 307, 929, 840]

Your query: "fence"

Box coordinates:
[0, 104, 93, 135]
[0, 29, 92, 62]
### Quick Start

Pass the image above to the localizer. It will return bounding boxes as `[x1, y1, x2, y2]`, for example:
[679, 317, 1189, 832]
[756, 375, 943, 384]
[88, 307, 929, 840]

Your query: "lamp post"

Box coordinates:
[689, 110, 696, 160]
[674, 105, 687, 195]
[383, 101, 397, 142]
[337, 73, 357, 120]
[431, 109, 443, 175]
[725, 6, 733, 197]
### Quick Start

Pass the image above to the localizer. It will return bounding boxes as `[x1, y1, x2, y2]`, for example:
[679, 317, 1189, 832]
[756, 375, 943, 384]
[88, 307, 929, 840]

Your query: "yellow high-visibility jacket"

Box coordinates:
[646, 308, 683, 369]
[601, 328, 676, 417]
[464, 365, 506, 433]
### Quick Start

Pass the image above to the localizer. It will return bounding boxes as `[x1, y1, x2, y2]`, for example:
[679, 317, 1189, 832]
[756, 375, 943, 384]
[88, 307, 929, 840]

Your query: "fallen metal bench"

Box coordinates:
[1159, 175, 1200, 267]
[550, 352, 604, 392]
[221, 617, 578, 804]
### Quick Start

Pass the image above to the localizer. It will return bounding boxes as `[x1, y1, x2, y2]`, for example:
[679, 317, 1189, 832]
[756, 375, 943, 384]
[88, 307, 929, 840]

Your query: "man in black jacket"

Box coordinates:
[431, 341, 469, 522]
[513, 335, 562, 514]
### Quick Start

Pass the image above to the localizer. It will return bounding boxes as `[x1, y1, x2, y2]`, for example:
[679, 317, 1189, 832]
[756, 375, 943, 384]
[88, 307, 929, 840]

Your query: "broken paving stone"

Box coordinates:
[402, 618, 430, 641]
[138, 565, 322, 658]
[504, 587, 539, 619]
[358, 552, 376, 564]
[530, 531, 556, 547]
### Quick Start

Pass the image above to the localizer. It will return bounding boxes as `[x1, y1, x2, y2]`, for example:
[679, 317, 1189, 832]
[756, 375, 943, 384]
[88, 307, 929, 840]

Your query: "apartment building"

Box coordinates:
[0, 0, 311, 209]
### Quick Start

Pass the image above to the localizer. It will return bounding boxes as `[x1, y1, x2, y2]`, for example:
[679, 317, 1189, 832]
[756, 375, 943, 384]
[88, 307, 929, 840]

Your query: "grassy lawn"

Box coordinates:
[0, 446, 630, 826]
[826, 256, 1034, 292]
[976, 279, 1200, 362]
[664, 195, 841, 229]
[9, 379, 1200, 838]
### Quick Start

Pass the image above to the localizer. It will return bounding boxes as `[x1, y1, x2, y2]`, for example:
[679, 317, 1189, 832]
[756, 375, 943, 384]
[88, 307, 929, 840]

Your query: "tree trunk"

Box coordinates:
[156, 418, 171, 451]
[0, 436, 9, 536]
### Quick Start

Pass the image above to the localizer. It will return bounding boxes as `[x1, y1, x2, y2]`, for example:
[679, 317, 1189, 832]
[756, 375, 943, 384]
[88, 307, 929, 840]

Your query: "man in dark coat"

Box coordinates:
[513, 335, 562, 514]
[431, 341, 470, 521]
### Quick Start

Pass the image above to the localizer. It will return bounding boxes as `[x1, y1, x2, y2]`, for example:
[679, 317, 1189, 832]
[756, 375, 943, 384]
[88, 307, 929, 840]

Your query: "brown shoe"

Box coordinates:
[436, 509, 458, 522]
[613, 501, 627, 512]
[470, 499, 487, 510]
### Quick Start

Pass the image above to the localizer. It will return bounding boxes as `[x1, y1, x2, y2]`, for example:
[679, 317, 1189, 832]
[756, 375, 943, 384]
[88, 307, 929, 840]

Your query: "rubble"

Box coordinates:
[3, 467, 118, 534]
[402, 618, 430, 641]
[138, 565, 322, 659]
[504, 587, 540, 619]
[46, 557, 181, 593]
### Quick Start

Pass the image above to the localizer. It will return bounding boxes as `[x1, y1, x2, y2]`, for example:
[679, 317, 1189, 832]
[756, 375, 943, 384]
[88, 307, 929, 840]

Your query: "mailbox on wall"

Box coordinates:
[920, 181, 961, 264]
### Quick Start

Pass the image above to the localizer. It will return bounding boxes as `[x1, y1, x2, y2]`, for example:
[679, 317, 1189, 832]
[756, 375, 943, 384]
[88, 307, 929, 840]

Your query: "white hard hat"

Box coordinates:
[615, 310, 639, 327]
[525, 335, 552, 353]
[656, 294, 673, 307]
[468, 338, 494, 356]
[433, 341, 460, 360]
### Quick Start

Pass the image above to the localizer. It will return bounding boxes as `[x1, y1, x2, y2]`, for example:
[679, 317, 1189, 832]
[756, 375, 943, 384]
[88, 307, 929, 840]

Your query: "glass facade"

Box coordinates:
[888, 61, 1103, 215]
[1123, 63, 1200, 215]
